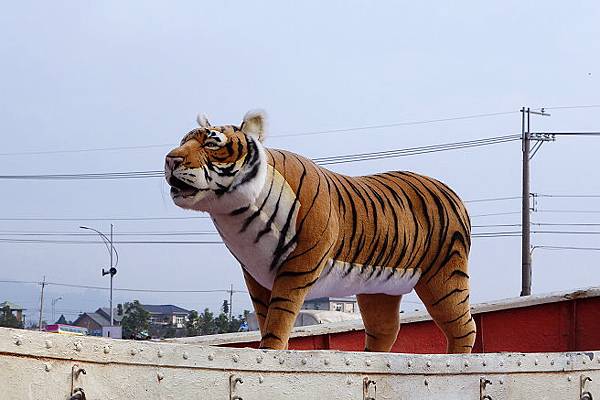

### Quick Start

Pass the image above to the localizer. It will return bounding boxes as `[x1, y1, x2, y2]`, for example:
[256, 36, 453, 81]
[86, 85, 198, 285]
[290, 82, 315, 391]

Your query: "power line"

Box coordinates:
[470, 211, 521, 218]
[0, 110, 519, 157]
[0, 215, 210, 222]
[534, 245, 600, 252]
[536, 210, 600, 214]
[539, 104, 600, 111]
[0, 230, 219, 237]
[0, 279, 247, 294]
[0, 134, 520, 179]
[533, 222, 600, 227]
[537, 194, 600, 199]
[0, 238, 224, 245]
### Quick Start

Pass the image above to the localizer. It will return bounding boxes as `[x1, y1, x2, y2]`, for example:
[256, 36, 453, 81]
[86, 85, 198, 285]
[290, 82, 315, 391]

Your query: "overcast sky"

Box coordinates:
[1, 1, 599, 325]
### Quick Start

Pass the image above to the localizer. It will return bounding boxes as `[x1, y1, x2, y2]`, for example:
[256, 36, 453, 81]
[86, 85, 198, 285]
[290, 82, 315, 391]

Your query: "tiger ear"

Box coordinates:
[241, 110, 267, 142]
[196, 113, 211, 128]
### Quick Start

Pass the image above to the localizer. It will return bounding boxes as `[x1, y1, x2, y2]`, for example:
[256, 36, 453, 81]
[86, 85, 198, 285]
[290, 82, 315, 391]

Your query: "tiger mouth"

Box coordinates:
[169, 176, 200, 197]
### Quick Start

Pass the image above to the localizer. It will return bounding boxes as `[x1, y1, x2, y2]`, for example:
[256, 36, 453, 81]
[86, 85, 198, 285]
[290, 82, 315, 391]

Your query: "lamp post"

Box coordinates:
[51, 296, 62, 323]
[80, 224, 118, 326]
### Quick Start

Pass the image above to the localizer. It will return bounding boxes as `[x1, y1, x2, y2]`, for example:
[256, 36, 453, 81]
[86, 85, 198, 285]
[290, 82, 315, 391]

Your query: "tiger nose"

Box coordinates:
[165, 155, 184, 173]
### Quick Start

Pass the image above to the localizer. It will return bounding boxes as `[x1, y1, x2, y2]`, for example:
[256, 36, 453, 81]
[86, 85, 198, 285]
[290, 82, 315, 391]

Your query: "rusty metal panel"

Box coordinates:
[1, 327, 599, 399]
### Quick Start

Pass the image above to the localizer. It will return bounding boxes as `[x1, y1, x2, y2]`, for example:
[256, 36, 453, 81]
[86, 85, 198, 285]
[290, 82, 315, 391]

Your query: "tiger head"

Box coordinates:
[165, 110, 268, 213]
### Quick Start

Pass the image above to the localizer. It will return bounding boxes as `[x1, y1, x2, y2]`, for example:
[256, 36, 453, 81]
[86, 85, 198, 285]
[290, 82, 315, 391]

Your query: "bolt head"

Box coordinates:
[346, 378, 353, 385]
[464, 361, 469, 367]
[256, 355, 263, 363]
[157, 372, 165, 381]
[517, 360, 522, 366]
[324, 358, 330, 365]
[426, 361, 431, 367]
[103, 346, 111, 354]
[208, 353, 215, 361]
[232, 354, 239, 363]
[75, 342, 83, 352]
[424, 379, 428, 386]
[182, 352, 189, 360]
[366, 359, 372, 367]
[499, 378, 504, 385]
[15, 338, 22, 346]
[386, 360, 392, 368]
[258, 376, 264, 384]
[407, 360, 412, 367]
[301, 358, 307, 365]
[44, 340, 53, 349]
[345, 359, 351, 366]
[130, 349, 137, 356]
[44, 363, 51, 372]
[157, 350, 163, 358]
[279, 357, 285, 365]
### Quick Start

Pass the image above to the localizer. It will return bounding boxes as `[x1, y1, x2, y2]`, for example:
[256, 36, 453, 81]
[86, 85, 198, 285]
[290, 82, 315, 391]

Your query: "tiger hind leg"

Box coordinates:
[415, 256, 476, 354]
[357, 293, 401, 352]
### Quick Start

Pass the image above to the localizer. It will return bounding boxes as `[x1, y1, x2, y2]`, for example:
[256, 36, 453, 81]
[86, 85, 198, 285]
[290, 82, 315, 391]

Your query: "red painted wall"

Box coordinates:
[222, 296, 600, 353]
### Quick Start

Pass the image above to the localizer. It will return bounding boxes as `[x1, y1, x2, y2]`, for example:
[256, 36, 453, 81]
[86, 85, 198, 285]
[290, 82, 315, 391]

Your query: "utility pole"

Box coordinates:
[38, 276, 46, 331]
[228, 284, 233, 321]
[109, 223, 114, 326]
[520, 107, 551, 297]
[51, 296, 62, 323]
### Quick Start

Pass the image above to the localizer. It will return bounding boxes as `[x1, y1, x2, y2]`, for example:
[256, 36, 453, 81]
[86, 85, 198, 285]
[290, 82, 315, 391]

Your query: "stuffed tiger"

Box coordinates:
[165, 110, 475, 353]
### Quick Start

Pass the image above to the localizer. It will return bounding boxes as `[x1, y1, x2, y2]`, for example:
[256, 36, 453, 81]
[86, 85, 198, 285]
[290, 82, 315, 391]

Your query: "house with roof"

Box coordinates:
[73, 304, 189, 338]
[0, 301, 26, 326]
[72, 307, 123, 337]
[302, 296, 359, 313]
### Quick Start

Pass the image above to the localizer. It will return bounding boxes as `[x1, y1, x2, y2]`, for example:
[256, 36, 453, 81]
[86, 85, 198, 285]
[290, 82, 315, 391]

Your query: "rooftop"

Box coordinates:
[143, 304, 189, 315]
[0, 301, 25, 310]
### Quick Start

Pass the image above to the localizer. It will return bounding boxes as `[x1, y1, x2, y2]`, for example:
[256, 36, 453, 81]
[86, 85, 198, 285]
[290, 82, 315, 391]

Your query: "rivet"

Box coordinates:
[324, 358, 330, 365]
[464, 360, 469, 367]
[103, 346, 111, 354]
[499, 360, 504, 367]
[566, 360, 571, 365]
[582, 359, 587, 365]
[534, 359, 539, 366]
[346, 377, 353, 385]
[44, 363, 51, 372]
[365, 359, 371, 367]
[407, 360, 412, 367]
[258, 376, 264, 384]
[14, 337, 22, 346]
[446, 360, 451, 367]
[345, 359, 351, 366]
[567, 376, 572, 382]
[424, 379, 429, 386]
[386, 360, 392, 368]
[157, 372, 164, 381]
[426, 361, 431, 367]
[256, 355, 263, 363]
[75, 342, 83, 352]
[130, 349, 137, 356]
[182, 352, 189, 360]
[232, 354, 239, 363]
[44, 340, 53, 349]
[550, 360, 555, 366]
[208, 353, 215, 361]
[517, 360, 522, 366]
[279, 357, 285, 365]
[301, 358, 307, 365]
[157, 350, 163, 358]
[482, 360, 487, 367]
[499, 378, 504, 385]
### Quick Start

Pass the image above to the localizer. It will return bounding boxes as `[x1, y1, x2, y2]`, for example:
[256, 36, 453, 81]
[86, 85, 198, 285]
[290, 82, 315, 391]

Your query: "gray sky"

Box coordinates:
[1, 1, 599, 325]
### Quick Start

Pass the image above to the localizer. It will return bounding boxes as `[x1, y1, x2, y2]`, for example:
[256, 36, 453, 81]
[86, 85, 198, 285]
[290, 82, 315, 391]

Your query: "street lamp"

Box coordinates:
[51, 297, 62, 323]
[80, 224, 118, 326]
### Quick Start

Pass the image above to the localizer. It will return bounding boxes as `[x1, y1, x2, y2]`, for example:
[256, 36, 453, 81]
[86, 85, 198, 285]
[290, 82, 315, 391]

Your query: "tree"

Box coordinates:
[0, 306, 23, 329]
[221, 300, 229, 315]
[185, 308, 251, 337]
[117, 303, 123, 316]
[121, 300, 150, 340]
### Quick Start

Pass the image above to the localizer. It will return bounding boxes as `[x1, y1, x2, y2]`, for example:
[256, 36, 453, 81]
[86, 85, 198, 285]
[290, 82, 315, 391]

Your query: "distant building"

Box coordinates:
[73, 304, 189, 339]
[0, 301, 25, 325]
[72, 307, 123, 337]
[302, 297, 359, 313]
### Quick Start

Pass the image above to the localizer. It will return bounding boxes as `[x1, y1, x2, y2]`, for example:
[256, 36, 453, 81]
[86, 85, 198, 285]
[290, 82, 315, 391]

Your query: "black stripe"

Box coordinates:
[432, 288, 467, 306]
[444, 309, 470, 325]
[261, 332, 283, 342]
[272, 306, 295, 315]
[453, 330, 476, 340]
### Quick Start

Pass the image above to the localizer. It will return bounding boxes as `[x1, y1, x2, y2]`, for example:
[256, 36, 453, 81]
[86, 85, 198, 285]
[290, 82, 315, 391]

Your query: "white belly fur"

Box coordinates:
[306, 261, 421, 299]
[212, 166, 300, 290]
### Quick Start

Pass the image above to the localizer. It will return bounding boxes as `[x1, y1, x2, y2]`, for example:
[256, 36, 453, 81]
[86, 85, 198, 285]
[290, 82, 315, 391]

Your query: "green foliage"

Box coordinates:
[0, 305, 23, 329]
[185, 307, 250, 337]
[121, 300, 150, 340]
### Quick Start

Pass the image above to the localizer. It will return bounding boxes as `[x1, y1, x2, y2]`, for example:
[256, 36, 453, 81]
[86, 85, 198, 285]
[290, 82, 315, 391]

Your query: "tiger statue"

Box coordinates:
[165, 110, 475, 353]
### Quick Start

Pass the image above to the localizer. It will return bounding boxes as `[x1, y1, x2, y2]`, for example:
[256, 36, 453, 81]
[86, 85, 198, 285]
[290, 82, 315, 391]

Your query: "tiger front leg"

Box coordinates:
[259, 249, 333, 350]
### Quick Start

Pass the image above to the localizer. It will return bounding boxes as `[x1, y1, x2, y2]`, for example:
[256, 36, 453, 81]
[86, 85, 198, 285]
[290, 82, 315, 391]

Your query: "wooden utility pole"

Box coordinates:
[38, 276, 46, 331]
